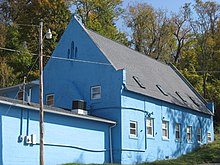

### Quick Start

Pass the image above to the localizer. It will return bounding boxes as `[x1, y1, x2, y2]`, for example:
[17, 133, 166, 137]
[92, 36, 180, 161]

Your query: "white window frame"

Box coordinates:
[175, 123, 181, 140]
[46, 94, 54, 106]
[198, 128, 201, 143]
[91, 86, 101, 100]
[187, 126, 192, 142]
[146, 118, 154, 136]
[207, 132, 212, 143]
[130, 121, 137, 138]
[162, 120, 169, 139]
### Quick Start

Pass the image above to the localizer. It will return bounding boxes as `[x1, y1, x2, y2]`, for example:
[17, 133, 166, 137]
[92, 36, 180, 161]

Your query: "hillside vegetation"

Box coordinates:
[63, 127, 220, 165]
[142, 133, 220, 165]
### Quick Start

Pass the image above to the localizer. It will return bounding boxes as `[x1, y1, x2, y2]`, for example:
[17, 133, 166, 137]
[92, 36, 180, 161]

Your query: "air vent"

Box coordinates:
[133, 76, 146, 89]
[176, 92, 187, 102]
[72, 100, 87, 115]
[156, 85, 168, 96]
[72, 100, 86, 110]
[189, 96, 200, 107]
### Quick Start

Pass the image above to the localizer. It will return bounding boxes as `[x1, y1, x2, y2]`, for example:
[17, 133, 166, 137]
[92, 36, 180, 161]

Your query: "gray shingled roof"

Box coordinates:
[86, 29, 212, 115]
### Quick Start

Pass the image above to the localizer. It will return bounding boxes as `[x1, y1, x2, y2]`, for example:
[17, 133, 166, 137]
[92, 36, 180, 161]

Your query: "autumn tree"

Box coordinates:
[124, 3, 175, 62]
[71, 0, 128, 45]
[190, 0, 220, 98]
[170, 3, 192, 64]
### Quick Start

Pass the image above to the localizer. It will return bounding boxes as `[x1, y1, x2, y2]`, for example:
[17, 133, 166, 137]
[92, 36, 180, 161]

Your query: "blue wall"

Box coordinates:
[120, 90, 213, 164]
[0, 103, 112, 165]
[0, 85, 39, 104]
[41, 17, 124, 163]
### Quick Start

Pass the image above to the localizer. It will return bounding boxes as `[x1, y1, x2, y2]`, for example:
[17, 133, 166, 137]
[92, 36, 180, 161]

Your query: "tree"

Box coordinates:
[170, 3, 192, 64]
[124, 3, 175, 62]
[0, 0, 71, 83]
[191, 0, 220, 98]
[71, 0, 128, 45]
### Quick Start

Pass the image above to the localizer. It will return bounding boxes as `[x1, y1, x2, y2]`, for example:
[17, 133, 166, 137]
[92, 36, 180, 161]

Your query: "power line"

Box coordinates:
[0, 47, 38, 56]
[0, 47, 112, 66]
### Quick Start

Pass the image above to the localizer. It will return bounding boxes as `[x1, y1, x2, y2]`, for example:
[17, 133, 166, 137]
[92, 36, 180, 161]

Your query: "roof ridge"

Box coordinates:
[86, 28, 169, 67]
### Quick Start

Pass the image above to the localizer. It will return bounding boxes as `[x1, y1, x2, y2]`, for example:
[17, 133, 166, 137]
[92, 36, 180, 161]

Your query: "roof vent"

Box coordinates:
[72, 100, 87, 115]
[133, 76, 146, 89]
[189, 96, 200, 107]
[156, 85, 168, 96]
[176, 92, 187, 102]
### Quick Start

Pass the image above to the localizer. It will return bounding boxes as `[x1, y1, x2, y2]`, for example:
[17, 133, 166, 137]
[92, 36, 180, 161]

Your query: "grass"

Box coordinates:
[63, 129, 220, 165]
[142, 135, 220, 165]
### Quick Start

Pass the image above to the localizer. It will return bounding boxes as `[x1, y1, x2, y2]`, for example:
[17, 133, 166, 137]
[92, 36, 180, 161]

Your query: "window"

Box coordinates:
[147, 118, 154, 136]
[130, 121, 137, 138]
[46, 94, 54, 106]
[91, 86, 101, 100]
[175, 123, 181, 140]
[207, 132, 212, 142]
[17, 91, 23, 100]
[187, 126, 192, 142]
[162, 120, 169, 138]
[198, 128, 201, 143]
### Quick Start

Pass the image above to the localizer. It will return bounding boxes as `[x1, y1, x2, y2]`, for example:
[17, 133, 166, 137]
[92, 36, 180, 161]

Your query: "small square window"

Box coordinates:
[162, 120, 169, 138]
[147, 118, 154, 136]
[91, 86, 101, 100]
[207, 132, 212, 143]
[198, 128, 201, 143]
[175, 123, 181, 140]
[46, 94, 54, 106]
[130, 121, 137, 138]
[17, 91, 23, 100]
[187, 126, 192, 142]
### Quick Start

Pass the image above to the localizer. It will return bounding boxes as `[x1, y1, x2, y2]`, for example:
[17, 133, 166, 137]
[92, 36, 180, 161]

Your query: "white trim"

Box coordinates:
[162, 120, 169, 139]
[207, 132, 212, 143]
[187, 126, 192, 143]
[175, 123, 181, 141]
[146, 118, 154, 136]
[0, 99, 116, 124]
[129, 121, 138, 138]
[91, 86, 101, 100]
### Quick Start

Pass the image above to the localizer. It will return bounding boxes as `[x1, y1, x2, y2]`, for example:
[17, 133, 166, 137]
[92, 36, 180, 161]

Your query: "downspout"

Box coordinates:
[109, 123, 116, 164]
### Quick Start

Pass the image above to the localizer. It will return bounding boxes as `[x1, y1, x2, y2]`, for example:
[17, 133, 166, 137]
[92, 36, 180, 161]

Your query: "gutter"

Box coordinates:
[109, 123, 117, 164]
[0, 99, 116, 124]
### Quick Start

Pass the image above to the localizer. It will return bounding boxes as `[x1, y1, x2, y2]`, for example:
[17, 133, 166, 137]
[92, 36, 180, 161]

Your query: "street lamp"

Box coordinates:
[39, 21, 52, 165]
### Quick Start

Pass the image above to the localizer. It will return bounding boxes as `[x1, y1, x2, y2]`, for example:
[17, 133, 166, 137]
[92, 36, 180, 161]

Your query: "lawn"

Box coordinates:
[63, 128, 220, 165]
[141, 133, 220, 165]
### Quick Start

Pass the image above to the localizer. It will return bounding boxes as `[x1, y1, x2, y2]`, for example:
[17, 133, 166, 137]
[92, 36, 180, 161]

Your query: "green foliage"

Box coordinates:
[0, 0, 71, 85]
[0, 57, 15, 87]
[141, 135, 220, 165]
[124, 3, 175, 62]
[72, 0, 128, 46]
[62, 135, 220, 165]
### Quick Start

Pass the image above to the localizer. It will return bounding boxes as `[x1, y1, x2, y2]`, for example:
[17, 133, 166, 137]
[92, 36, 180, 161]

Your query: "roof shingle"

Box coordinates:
[86, 29, 212, 115]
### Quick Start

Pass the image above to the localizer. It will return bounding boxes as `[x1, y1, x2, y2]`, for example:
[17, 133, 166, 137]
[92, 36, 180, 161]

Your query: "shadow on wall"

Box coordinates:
[165, 103, 212, 158]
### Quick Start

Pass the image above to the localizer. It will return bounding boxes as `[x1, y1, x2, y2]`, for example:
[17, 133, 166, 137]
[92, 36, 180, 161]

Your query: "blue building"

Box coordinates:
[0, 16, 214, 164]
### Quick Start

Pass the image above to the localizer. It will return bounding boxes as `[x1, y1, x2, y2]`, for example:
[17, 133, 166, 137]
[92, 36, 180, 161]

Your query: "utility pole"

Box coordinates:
[22, 76, 26, 104]
[39, 21, 44, 165]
